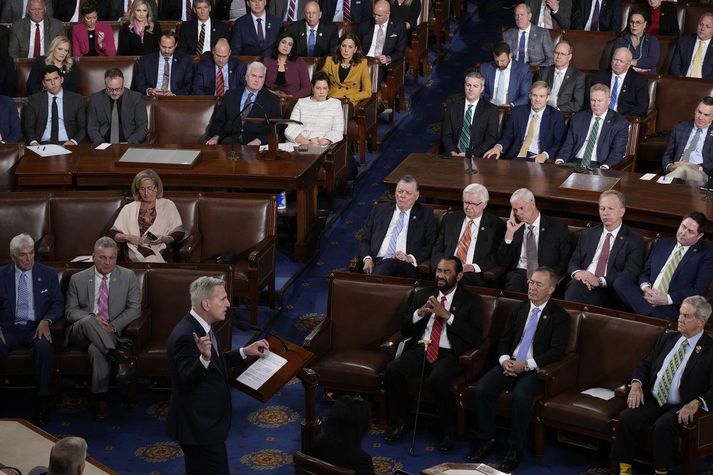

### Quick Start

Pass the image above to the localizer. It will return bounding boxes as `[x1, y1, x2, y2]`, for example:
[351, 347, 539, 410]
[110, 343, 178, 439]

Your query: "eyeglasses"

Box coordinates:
[527, 279, 547, 289]
[105, 87, 123, 94]
[139, 186, 156, 193]
[463, 201, 483, 207]
[629, 20, 645, 25]
[553, 51, 571, 56]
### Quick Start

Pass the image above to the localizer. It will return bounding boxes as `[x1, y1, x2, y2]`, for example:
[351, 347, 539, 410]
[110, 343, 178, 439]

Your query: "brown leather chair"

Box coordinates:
[561, 30, 617, 73]
[347, 62, 378, 165]
[76, 56, 139, 96]
[656, 35, 679, 75]
[152, 96, 217, 144]
[0, 144, 22, 192]
[293, 451, 356, 475]
[429, 0, 450, 48]
[371, 56, 406, 124]
[13, 58, 34, 98]
[682, 3, 713, 36]
[406, 0, 429, 83]
[163, 193, 200, 262]
[0, 192, 51, 263]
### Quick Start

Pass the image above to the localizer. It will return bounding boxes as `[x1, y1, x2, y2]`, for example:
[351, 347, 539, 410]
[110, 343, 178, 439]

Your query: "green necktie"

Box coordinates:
[656, 246, 683, 295]
[655, 339, 689, 406]
[458, 104, 473, 153]
[581, 116, 601, 168]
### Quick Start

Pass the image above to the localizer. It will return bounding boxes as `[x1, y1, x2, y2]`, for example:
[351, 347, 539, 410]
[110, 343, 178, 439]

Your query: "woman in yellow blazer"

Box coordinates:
[322, 33, 372, 107]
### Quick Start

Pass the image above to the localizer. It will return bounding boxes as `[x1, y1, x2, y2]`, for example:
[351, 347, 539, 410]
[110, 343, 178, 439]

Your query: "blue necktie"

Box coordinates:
[308, 29, 316, 56]
[515, 307, 540, 361]
[16, 272, 30, 324]
[385, 211, 406, 258]
[518, 30, 526, 63]
[609, 75, 619, 110]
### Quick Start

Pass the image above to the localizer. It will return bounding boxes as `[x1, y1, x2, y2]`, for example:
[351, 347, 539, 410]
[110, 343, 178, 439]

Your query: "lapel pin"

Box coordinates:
[412, 215, 417, 220]
[319, 32, 323, 36]
[695, 345, 702, 354]
[451, 306, 457, 312]
[541, 227, 545, 232]
[542, 314, 548, 320]
[481, 226, 485, 230]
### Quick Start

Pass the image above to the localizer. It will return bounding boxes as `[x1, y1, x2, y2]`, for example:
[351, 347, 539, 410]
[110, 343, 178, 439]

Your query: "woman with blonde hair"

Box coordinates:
[26, 36, 79, 94]
[117, 0, 162, 56]
[322, 33, 372, 107]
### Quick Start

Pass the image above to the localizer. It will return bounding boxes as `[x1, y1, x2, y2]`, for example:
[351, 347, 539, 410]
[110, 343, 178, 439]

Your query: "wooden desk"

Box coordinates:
[384, 154, 713, 233]
[14, 144, 325, 261]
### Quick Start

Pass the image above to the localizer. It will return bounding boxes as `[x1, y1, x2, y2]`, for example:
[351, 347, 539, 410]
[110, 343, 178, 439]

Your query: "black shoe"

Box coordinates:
[438, 433, 457, 453]
[35, 398, 50, 426]
[501, 446, 523, 472]
[384, 421, 407, 443]
[466, 438, 496, 463]
[115, 360, 136, 384]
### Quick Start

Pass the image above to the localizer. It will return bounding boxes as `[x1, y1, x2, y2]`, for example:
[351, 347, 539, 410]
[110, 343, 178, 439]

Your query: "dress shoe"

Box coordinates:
[384, 421, 407, 443]
[466, 438, 496, 463]
[438, 433, 457, 453]
[501, 446, 523, 473]
[115, 360, 136, 384]
[95, 398, 109, 421]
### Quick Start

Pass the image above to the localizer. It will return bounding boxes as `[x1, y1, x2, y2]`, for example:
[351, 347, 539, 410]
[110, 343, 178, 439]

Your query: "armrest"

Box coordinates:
[380, 331, 402, 357]
[356, 94, 377, 116]
[614, 385, 629, 398]
[247, 236, 276, 280]
[417, 258, 432, 279]
[483, 265, 506, 283]
[179, 232, 202, 262]
[612, 154, 635, 172]
[303, 319, 331, 358]
[349, 256, 364, 273]
[681, 408, 713, 433]
[124, 312, 150, 351]
[458, 339, 492, 381]
[50, 318, 65, 337]
[537, 353, 579, 399]
[37, 234, 54, 260]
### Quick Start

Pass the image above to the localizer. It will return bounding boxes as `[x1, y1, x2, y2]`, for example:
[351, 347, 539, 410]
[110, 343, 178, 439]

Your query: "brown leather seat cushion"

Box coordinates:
[311, 349, 391, 390]
[539, 393, 623, 434]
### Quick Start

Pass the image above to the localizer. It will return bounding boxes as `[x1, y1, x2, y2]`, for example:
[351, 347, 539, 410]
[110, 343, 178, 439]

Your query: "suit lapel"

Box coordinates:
[607, 225, 628, 265]
[681, 333, 711, 383]
[87, 270, 96, 315]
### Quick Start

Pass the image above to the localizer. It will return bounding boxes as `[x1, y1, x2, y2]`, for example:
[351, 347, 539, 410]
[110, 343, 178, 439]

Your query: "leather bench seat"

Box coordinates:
[311, 349, 391, 390]
[538, 393, 622, 435]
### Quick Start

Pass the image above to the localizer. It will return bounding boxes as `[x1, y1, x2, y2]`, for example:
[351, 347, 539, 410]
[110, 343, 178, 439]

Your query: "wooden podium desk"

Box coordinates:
[15, 144, 326, 261]
[385, 154, 713, 233]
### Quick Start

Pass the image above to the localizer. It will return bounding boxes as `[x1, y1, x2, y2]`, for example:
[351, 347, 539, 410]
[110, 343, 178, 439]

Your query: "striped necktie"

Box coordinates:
[656, 246, 683, 295]
[458, 104, 473, 153]
[16, 272, 31, 324]
[455, 219, 474, 265]
[581, 116, 601, 168]
[426, 296, 447, 363]
[385, 211, 406, 258]
[655, 340, 689, 406]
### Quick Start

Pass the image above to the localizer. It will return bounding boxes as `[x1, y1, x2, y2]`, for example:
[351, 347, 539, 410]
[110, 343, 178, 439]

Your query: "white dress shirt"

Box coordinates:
[608, 71, 627, 112]
[92, 269, 111, 315]
[155, 54, 174, 91]
[373, 207, 416, 266]
[366, 23, 386, 57]
[493, 61, 512, 105]
[516, 25, 531, 63]
[515, 213, 541, 270]
[548, 67, 567, 108]
[40, 89, 71, 143]
[686, 38, 711, 77]
[196, 18, 212, 54]
[584, 0, 601, 30]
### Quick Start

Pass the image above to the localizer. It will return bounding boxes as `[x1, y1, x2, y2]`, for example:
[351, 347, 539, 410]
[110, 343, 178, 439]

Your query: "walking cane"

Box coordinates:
[409, 339, 431, 456]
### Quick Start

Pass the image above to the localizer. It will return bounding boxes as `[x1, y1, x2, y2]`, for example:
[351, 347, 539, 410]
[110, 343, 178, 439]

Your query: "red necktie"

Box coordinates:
[594, 233, 612, 277]
[426, 296, 447, 364]
[287, 0, 296, 20]
[343, 0, 351, 22]
[216, 67, 224, 97]
[33, 23, 41, 58]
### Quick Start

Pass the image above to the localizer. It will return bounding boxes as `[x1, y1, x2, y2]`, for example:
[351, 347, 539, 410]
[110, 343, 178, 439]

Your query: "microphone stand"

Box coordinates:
[464, 148, 478, 175]
[409, 338, 430, 456]
[233, 312, 290, 353]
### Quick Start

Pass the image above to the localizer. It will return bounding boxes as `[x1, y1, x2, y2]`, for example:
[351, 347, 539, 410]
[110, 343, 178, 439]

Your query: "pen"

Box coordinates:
[41, 146, 46, 151]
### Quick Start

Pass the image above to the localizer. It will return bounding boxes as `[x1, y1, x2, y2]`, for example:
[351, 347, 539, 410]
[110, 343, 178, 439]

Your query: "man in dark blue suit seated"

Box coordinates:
[230, 0, 281, 56]
[668, 12, 713, 79]
[206, 61, 281, 145]
[136, 30, 193, 96]
[564, 190, 645, 308]
[358, 0, 407, 81]
[191, 38, 246, 96]
[615, 212, 713, 321]
[0, 94, 22, 142]
[555, 83, 629, 169]
[0, 233, 64, 426]
[661, 96, 713, 182]
[176, 0, 231, 56]
[483, 81, 565, 162]
[480, 42, 532, 107]
[320, 0, 373, 23]
[590, 47, 649, 117]
[358, 174, 437, 278]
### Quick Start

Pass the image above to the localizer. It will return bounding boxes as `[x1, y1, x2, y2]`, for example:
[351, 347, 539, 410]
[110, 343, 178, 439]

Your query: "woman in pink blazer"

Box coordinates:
[71, 1, 117, 57]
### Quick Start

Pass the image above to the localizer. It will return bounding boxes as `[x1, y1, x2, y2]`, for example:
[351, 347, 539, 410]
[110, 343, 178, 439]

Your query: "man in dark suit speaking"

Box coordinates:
[167, 276, 269, 475]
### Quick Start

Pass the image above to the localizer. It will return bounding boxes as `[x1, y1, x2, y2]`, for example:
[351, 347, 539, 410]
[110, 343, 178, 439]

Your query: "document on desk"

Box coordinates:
[27, 145, 72, 157]
[259, 142, 295, 152]
[657, 175, 674, 184]
[95, 143, 112, 150]
[640, 173, 656, 181]
[236, 351, 287, 390]
[581, 387, 615, 400]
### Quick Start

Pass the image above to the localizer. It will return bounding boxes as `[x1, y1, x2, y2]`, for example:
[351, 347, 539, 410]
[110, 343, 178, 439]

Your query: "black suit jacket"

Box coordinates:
[441, 96, 499, 156]
[136, 51, 194, 95]
[432, 210, 505, 273]
[646, 3, 679, 36]
[177, 17, 231, 55]
[53, 0, 79, 21]
[497, 299, 570, 368]
[208, 86, 282, 144]
[23, 89, 86, 144]
[357, 17, 408, 63]
[497, 213, 571, 278]
[571, 0, 621, 31]
[402, 285, 483, 357]
[285, 20, 339, 57]
[166, 313, 246, 445]
[358, 201, 437, 265]
[661, 120, 713, 176]
[633, 332, 713, 408]
[567, 223, 645, 288]
[590, 69, 649, 117]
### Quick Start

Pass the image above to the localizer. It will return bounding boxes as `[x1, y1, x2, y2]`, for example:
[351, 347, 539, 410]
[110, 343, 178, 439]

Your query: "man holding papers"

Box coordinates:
[166, 276, 269, 475]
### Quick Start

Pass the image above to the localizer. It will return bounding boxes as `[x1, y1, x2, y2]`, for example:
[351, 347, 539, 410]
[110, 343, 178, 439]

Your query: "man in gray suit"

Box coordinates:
[87, 68, 148, 146]
[503, 3, 554, 67]
[7, 0, 63, 58]
[1, 0, 53, 23]
[528, 0, 570, 29]
[24, 65, 86, 145]
[65, 237, 141, 420]
[535, 40, 585, 113]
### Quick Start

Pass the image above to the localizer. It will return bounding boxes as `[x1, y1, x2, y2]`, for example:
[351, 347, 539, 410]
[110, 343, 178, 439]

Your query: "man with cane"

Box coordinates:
[383, 256, 483, 453]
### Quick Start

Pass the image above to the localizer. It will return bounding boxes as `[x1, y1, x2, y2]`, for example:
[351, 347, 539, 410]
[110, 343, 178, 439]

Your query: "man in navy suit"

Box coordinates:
[502, 3, 554, 67]
[136, 31, 193, 96]
[480, 42, 532, 107]
[177, 0, 231, 56]
[615, 212, 713, 321]
[467, 267, 570, 472]
[358, 175, 437, 278]
[286, 1, 338, 57]
[669, 13, 713, 78]
[555, 84, 629, 169]
[612, 295, 713, 475]
[230, 0, 281, 56]
[320, 0, 372, 23]
[191, 38, 246, 96]
[0, 234, 63, 425]
[0, 94, 22, 142]
[441, 71, 499, 157]
[167, 276, 268, 474]
[565, 191, 645, 308]
[590, 47, 649, 117]
[358, 1, 408, 75]
[483, 81, 565, 162]
[661, 96, 713, 182]
[206, 61, 281, 145]
[571, 0, 621, 31]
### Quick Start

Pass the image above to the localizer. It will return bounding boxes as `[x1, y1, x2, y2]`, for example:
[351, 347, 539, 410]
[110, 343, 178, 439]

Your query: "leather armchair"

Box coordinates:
[0, 144, 22, 192]
[0, 191, 50, 263]
[293, 451, 356, 475]
[151, 96, 218, 144]
[76, 56, 139, 96]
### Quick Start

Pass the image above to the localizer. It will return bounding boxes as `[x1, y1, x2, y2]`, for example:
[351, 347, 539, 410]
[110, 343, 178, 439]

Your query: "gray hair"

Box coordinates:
[510, 188, 535, 204]
[397, 174, 419, 191]
[48, 436, 87, 475]
[465, 71, 485, 84]
[9, 233, 35, 255]
[93, 236, 118, 254]
[682, 295, 712, 322]
[463, 183, 489, 202]
[613, 46, 633, 62]
[246, 61, 267, 77]
[190, 276, 226, 310]
[131, 168, 164, 200]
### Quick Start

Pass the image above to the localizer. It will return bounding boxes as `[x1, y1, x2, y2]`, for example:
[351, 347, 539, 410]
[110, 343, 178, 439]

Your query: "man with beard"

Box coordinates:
[384, 256, 483, 453]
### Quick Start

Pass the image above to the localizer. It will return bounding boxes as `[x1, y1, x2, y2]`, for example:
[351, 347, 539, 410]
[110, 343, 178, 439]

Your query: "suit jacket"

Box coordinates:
[496, 104, 565, 159]
[638, 237, 713, 306]
[267, 0, 308, 20]
[0, 263, 63, 329]
[320, 0, 373, 23]
[286, 20, 339, 57]
[0, 54, 16, 97]
[590, 68, 649, 117]
[159, 0, 198, 20]
[1, 0, 54, 22]
[358, 201, 437, 265]
[117, 21, 162, 56]
[23, 89, 87, 144]
[497, 299, 570, 368]
[229, 13, 282, 56]
[0, 94, 22, 142]
[136, 51, 194, 95]
[528, 0, 571, 29]
[166, 313, 246, 445]
[191, 56, 246, 95]
[26, 56, 80, 95]
[535, 65, 585, 113]
[432, 210, 505, 273]
[358, 17, 408, 63]
[323, 57, 372, 106]
[402, 285, 483, 357]
[661, 120, 713, 176]
[669, 34, 713, 79]
[53, 0, 79, 21]
[497, 213, 571, 277]
[8, 17, 65, 58]
[502, 24, 554, 67]
[571, 0, 621, 31]
[568, 223, 645, 288]
[208, 86, 282, 144]
[264, 56, 311, 97]
[390, 0, 421, 30]
[64, 265, 141, 343]
[107, 0, 158, 21]
[480, 59, 532, 106]
[177, 17, 231, 56]
[87, 88, 149, 145]
[646, 2, 679, 37]
[557, 109, 628, 167]
[441, 95, 499, 156]
[71, 22, 117, 57]
[633, 331, 713, 408]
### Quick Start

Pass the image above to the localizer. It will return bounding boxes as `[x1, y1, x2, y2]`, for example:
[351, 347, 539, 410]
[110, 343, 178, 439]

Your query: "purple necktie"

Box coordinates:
[256, 18, 265, 48]
[591, 0, 600, 31]
[98, 275, 109, 318]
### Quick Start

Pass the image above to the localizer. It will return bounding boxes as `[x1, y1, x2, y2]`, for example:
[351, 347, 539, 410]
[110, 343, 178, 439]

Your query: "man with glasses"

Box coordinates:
[431, 184, 504, 286]
[535, 40, 585, 112]
[87, 68, 148, 146]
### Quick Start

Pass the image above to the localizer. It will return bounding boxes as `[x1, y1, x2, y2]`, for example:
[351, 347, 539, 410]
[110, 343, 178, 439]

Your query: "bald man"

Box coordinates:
[191, 38, 246, 96]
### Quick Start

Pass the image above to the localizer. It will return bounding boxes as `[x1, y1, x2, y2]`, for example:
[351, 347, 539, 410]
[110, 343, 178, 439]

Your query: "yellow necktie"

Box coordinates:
[518, 113, 538, 158]
[690, 40, 705, 78]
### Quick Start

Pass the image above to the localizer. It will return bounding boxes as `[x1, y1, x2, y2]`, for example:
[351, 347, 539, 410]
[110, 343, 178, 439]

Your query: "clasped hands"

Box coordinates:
[95, 314, 114, 333]
[501, 359, 526, 377]
[573, 270, 601, 290]
[642, 285, 668, 307]
[417, 296, 450, 321]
